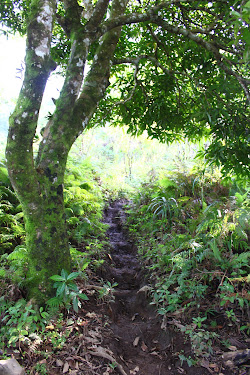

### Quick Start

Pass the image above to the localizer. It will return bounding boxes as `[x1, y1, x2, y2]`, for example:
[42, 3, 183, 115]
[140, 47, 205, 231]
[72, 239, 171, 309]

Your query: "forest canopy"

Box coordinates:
[1, 0, 249, 177]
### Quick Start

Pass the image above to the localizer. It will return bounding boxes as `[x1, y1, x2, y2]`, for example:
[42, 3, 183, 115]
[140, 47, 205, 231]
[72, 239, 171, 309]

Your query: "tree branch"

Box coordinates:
[101, 8, 250, 104]
[72, 0, 130, 134]
[85, 0, 110, 32]
[111, 60, 140, 107]
[6, 0, 57, 197]
[63, 0, 83, 33]
[113, 55, 173, 75]
[112, 55, 185, 110]
[153, 17, 250, 103]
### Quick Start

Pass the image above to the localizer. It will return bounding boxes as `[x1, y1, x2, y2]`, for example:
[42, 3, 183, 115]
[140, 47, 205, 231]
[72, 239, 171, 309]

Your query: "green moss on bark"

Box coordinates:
[21, 173, 71, 303]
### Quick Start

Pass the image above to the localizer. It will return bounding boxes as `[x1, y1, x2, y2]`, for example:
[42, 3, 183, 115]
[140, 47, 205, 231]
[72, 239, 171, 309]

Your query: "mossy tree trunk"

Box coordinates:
[5, 0, 128, 303]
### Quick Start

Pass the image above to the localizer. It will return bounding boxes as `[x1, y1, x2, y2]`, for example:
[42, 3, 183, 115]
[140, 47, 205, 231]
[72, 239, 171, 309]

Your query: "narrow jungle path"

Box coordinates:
[98, 200, 213, 375]
[2, 200, 240, 375]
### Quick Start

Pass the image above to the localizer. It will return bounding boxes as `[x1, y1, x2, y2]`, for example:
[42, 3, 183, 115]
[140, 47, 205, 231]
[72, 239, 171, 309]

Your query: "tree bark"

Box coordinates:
[5, 0, 129, 304]
[5, 0, 70, 302]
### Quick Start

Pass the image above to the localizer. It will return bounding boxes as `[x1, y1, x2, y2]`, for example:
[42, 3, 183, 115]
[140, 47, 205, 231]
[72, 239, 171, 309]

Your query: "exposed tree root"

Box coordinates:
[222, 349, 250, 366]
[88, 347, 128, 375]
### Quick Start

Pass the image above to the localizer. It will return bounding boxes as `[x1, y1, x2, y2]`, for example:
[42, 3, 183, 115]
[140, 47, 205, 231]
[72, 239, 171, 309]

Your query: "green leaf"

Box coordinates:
[50, 275, 65, 282]
[41, 311, 49, 319]
[8, 336, 19, 345]
[53, 281, 63, 289]
[20, 329, 28, 336]
[61, 269, 68, 279]
[56, 282, 66, 297]
[158, 307, 167, 315]
[242, 29, 250, 45]
[72, 296, 79, 313]
[238, 298, 244, 308]
[66, 272, 80, 281]
[78, 293, 89, 300]
[67, 281, 78, 290]
[209, 239, 222, 261]
[231, 10, 242, 19]
[81, 261, 89, 271]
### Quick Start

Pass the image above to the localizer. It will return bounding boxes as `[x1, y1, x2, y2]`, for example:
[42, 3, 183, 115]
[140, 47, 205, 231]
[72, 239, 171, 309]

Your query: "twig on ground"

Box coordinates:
[88, 347, 128, 375]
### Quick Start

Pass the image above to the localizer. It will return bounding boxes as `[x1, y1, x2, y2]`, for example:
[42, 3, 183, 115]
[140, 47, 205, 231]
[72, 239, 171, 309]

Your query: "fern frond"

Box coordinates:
[7, 246, 29, 261]
[233, 251, 250, 263]
[46, 296, 63, 309]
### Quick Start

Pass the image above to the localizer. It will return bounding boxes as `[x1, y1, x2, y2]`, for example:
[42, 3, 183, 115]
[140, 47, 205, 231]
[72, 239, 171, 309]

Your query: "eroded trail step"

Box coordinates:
[100, 200, 211, 375]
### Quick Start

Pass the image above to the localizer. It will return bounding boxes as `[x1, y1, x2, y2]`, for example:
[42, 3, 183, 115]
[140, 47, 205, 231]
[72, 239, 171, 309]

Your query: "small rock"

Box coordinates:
[0, 358, 25, 375]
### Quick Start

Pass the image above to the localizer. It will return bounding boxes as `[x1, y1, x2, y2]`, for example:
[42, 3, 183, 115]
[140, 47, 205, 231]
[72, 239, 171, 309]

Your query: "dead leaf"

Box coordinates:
[177, 367, 185, 374]
[38, 359, 47, 365]
[130, 366, 139, 374]
[171, 308, 184, 316]
[133, 336, 140, 347]
[63, 362, 69, 373]
[200, 359, 213, 374]
[86, 312, 97, 318]
[56, 359, 64, 367]
[88, 329, 101, 338]
[77, 320, 88, 326]
[85, 336, 100, 344]
[161, 315, 167, 330]
[141, 341, 148, 352]
[138, 285, 151, 293]
[228, 346, 237, 351]
[131, 313, 138, 321]
[65, 356, 74, 361]
[171, 319, 185, 330]
[209, 363, 219, 369]
[45, 325, 54, 330]
[68, 359, 75, 368]
[150, 351, 162, 359]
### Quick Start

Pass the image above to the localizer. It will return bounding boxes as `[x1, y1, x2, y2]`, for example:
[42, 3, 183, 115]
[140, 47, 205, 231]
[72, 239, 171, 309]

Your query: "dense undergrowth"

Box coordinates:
[0, 151, 249, 370]
[126, 170, 250, 361]
[0, 157, 110, 356]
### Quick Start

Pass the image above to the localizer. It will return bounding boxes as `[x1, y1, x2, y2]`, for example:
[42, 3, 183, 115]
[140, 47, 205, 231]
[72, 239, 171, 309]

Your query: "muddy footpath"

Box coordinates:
[93, 200, 237, 375]
[3, 200, 244, 375]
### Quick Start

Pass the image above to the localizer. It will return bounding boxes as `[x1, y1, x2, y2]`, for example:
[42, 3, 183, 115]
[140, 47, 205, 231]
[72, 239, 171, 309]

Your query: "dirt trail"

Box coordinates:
[100, 200, 212, 375]
[0, 202, 242, 375]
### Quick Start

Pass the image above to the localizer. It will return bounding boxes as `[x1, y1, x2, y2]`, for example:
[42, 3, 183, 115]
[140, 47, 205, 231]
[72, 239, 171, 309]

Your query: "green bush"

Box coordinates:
[127, 171, 249, 358]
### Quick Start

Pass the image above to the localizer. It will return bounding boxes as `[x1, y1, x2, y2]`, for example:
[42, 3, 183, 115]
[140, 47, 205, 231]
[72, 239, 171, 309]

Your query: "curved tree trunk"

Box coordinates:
[5, 0, 128, 304]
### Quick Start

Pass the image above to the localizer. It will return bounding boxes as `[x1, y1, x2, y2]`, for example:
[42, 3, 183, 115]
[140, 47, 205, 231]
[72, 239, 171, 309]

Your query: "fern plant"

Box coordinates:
[0, 184, 24, 254]
[47, 269, 88, 313]
[148, 196, 179, 224]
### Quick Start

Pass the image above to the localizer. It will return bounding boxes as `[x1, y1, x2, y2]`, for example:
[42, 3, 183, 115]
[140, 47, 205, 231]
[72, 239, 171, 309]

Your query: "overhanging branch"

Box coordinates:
[111, 60, 140, 107]
[101, 8, 250, 104]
